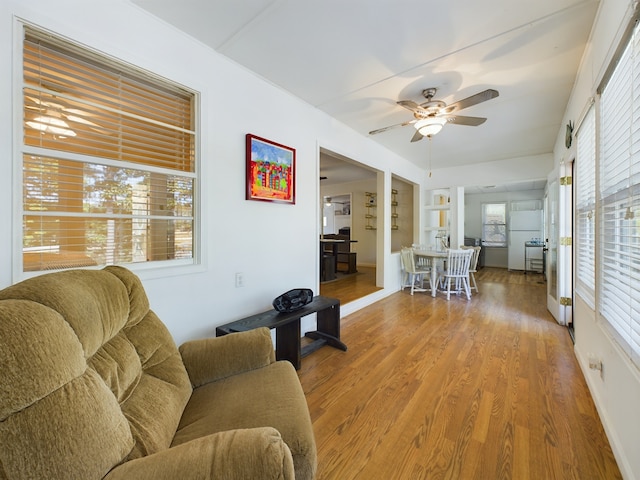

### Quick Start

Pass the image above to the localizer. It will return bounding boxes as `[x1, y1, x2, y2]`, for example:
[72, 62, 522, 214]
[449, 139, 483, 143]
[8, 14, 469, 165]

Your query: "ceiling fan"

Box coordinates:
[24, 94, 105, 137]
[369, 87, 499, 142]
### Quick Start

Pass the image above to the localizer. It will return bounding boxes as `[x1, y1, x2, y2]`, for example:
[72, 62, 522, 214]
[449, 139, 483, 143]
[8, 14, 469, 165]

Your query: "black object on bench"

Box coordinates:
[216, 295, 347, 370]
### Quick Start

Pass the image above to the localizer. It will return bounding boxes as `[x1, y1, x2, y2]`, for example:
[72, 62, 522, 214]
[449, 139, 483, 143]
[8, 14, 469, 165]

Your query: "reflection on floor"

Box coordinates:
[319, 266, 381, 305]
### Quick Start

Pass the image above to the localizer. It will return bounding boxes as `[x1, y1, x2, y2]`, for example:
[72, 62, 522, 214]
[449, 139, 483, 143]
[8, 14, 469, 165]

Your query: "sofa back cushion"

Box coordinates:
[0, 267, 192, 479]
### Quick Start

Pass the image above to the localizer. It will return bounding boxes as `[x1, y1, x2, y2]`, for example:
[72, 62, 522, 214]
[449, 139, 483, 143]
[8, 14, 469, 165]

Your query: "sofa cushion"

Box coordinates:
[0, 269, 131, 358]
[179, 327, 276, 387]
[0, 299, 134, 479]
[105, 428, 295, 480]
[0, 267, 192, 479]
[173, 361, 317, 480]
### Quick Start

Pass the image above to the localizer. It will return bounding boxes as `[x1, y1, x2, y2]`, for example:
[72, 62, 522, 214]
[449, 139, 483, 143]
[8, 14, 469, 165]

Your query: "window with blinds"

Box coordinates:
[481, 203, 507, 247]
[598, 21, 640, 367]
[21, 26, 197, 273]
[575, 105, 596, 308]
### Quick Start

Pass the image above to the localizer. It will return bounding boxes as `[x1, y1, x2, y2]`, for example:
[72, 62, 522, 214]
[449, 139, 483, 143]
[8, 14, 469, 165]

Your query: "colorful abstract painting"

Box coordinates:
[246, 134, 295, 204]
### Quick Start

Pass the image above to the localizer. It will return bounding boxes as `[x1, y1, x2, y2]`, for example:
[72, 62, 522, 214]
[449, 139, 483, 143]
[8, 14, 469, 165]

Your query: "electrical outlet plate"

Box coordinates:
[587, 355, 603, 379]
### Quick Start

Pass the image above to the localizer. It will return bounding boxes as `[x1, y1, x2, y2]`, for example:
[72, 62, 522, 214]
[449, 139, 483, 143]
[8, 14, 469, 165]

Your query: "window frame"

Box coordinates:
[575, 104, 596, 308]
[596, 16, 640, 369]
[15, 22, 201, 280]
[481, 202, 507, 247]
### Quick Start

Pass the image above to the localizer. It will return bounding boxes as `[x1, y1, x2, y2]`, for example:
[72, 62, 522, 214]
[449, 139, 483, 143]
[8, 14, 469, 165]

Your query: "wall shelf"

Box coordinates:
[391, 189, 399, 231]
[424, 205, 450, 211]
[365, 192, 377, 230]
[423, 189, 450, 245]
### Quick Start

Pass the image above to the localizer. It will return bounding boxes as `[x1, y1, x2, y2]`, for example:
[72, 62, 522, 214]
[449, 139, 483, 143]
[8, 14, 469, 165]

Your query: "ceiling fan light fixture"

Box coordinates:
[26, 115, 77, 137]
[415, 117, 447, 137]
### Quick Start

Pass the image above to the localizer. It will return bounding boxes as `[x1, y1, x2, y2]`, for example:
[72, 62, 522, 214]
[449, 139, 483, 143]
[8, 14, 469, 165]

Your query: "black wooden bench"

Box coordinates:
[216, 295, 347, 369]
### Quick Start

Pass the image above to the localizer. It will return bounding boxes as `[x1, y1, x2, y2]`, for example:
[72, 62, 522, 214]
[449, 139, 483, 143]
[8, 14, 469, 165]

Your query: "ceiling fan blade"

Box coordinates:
[443, 115, 487, 126]
[410, 130, 424, 142]
[443, 89, 499, 114]
[369, 119, 416, 135]
[64, 112, 101, 127]
[397, 100, 428, 115]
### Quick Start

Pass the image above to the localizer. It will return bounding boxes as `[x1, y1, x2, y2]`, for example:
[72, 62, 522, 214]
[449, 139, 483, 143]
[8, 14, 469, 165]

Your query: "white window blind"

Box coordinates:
[21, 26, 197, 273]
[575, 105, 596, 307]
[599, 21, 640, 367]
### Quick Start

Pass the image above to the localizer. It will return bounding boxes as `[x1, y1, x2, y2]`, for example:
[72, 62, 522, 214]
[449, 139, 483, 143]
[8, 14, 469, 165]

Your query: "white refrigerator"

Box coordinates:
[508, 210, 542, 271]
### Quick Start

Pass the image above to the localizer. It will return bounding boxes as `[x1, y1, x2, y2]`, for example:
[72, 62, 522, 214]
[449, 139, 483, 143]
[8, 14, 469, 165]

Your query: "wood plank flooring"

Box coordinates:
[300, 267, 621, 479]
[319, 266, 381, 305]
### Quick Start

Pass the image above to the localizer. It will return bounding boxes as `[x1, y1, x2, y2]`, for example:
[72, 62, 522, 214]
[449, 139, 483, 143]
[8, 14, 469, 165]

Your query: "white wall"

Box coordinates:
[552, 0, 640, 478]
[425, 153, 553, 191]
[465, 189, 545, 268]
[391, 177, 414, 253]
[0, 0, 425, 345]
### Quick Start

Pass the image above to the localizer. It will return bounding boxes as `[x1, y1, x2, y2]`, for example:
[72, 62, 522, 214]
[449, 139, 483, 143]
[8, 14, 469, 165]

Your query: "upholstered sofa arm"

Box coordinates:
[179, 327, 276, 387]
[104, 427, 294, 480]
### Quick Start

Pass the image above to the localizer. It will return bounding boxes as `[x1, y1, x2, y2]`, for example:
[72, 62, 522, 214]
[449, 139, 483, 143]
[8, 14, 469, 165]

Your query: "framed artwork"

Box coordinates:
[246, 134, 296, 204]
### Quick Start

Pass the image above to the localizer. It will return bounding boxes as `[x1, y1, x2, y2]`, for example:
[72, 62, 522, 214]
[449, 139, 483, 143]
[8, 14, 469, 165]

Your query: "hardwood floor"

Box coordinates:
[300, 267, 621, 479]
[319, 265, 381, 305]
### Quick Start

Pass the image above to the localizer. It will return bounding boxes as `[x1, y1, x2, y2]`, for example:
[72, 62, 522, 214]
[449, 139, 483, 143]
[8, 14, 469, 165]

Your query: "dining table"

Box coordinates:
[413, 248, 448, 297]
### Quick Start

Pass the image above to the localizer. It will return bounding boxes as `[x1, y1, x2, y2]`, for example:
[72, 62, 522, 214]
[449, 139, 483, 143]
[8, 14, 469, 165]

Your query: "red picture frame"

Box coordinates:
[246, 134, 296, 204]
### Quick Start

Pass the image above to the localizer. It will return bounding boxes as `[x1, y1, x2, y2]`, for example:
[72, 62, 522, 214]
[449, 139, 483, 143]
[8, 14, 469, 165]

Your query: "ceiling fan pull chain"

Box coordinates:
[428, 136, 432, 178]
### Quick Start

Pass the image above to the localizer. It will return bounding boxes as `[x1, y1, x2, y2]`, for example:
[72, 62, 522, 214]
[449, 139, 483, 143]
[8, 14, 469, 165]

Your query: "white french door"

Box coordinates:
[546, 173, 560, 322]
[545, 161, 573, 325]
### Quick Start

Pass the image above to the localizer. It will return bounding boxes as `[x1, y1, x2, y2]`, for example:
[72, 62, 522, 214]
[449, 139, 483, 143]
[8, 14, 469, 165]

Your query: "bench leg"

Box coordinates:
[304, 331, 347, 352]
[276, 320, 301, 369]
[303, 302, 347, 353]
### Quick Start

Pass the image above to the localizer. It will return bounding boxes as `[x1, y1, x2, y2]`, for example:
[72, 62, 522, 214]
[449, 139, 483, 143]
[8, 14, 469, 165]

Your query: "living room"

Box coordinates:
[0, 0, 638, 478]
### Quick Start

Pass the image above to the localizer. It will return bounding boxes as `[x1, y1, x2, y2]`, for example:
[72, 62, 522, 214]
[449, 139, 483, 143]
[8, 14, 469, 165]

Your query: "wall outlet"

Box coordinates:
[588, 354, 603, 379]
[235, 272, 244, 288]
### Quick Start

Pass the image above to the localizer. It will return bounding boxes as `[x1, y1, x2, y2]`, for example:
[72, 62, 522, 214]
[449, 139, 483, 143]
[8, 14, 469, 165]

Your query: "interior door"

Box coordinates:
[546, 161, 573, 325]
[546, 172, 561, 323]
[560, 160, 573, 328]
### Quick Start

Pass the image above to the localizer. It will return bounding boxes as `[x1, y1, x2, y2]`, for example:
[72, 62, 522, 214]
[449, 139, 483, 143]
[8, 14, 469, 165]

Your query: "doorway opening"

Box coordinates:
[319, 148, 381, 304]
[322, 194, 351, 236]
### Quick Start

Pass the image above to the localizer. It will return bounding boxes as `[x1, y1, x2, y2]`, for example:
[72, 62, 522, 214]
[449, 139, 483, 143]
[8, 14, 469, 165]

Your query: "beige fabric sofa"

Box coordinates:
[0, 266, 317, 479]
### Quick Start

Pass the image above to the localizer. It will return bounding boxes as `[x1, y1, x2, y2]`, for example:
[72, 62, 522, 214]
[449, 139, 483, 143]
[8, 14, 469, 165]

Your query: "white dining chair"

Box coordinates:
[411, 244, 433, 271]
[461, 245, 481, 293]
[400, 247, 430, 295]
[438, 248, 473, 300]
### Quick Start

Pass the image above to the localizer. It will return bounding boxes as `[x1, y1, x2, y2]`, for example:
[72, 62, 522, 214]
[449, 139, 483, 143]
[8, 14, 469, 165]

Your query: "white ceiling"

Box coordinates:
[132, 0, 599, 187]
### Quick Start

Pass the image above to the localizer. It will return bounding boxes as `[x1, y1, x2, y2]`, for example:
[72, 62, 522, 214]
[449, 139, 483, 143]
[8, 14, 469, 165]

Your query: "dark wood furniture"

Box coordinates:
[322, 234, 357, 274]
[321, 253, 337, 281]
[319, 238, 341, 281]
[216, 295, 346, 370]
[337, 250, 357, 274]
